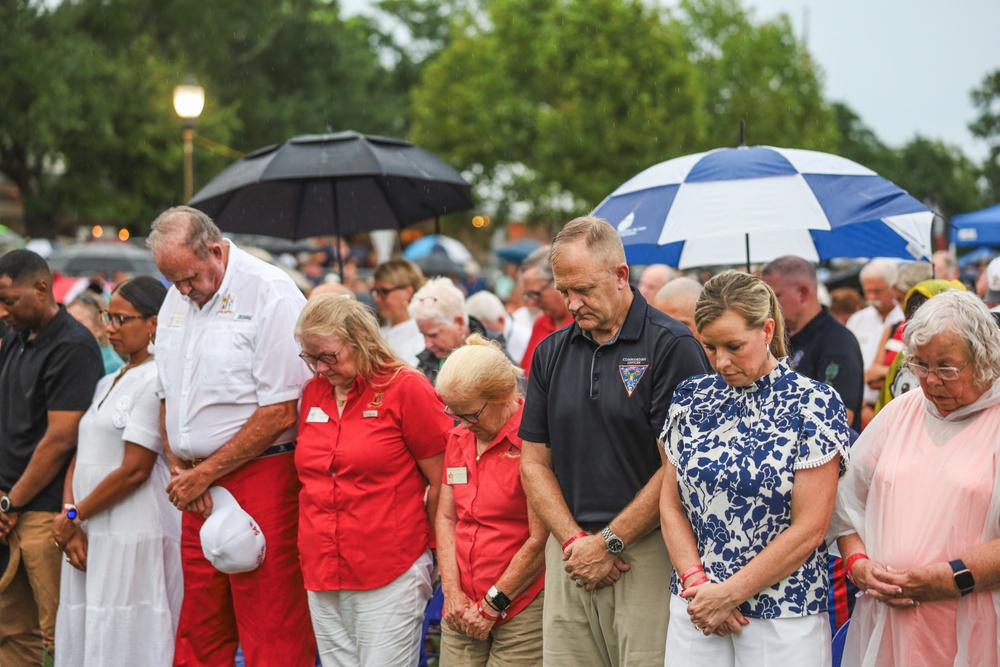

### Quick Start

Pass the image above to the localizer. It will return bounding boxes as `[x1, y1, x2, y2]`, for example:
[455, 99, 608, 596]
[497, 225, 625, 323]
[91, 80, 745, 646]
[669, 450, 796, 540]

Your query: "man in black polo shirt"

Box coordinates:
[0, 250, 103, 665]
[762, 256, 863, 431]
[519, 217, 709, 667]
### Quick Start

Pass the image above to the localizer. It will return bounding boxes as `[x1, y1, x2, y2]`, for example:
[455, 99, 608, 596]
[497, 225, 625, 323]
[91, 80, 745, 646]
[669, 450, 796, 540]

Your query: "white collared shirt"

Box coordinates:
[155, 241, 311, 460]
[847, 303, 904, 404]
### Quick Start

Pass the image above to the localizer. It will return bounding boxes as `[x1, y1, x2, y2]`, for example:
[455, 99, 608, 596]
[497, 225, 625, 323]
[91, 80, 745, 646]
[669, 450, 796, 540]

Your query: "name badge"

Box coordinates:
[446, 467, 468, 485]
[363, 410, 378, 418]
[168, 312, 186, 327]
[306, 407, 330, 423]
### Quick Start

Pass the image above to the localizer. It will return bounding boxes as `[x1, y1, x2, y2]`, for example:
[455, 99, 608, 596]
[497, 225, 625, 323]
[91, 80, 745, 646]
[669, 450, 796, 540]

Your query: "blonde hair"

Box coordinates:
[550, 216, 626, 270]
[373, 258, 425, 291]
[695, 270, 788, 358]
[295, 294, 406, 383]
[435, 334, 524, 402]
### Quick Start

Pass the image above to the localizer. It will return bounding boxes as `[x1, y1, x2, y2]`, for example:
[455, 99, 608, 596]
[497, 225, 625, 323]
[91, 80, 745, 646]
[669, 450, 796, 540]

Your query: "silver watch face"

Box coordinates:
[607, 537, 625, 554]
[0, 496, 10, 513]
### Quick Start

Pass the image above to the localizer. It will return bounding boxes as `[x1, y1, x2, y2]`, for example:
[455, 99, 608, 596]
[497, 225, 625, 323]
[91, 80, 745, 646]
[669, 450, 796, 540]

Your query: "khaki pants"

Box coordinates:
[542, 531, 671, 667]
[0, 512, 62, 667]
[440, 591, 544, 667]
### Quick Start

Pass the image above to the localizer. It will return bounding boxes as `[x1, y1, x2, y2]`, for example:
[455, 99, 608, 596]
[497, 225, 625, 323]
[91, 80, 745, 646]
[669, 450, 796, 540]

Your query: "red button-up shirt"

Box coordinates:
[296, 367, 450, 591]
[443, 404, 544, 623]
[522, 313, 573, 376]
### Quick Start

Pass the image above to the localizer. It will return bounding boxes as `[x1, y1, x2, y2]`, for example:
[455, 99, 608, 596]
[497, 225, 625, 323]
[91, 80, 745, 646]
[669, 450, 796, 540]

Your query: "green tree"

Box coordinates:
[970, 68, 1000, 203]
[411, 0, 705, 222]
[677, 0, 840, 151]
[888, 136, 985, 220]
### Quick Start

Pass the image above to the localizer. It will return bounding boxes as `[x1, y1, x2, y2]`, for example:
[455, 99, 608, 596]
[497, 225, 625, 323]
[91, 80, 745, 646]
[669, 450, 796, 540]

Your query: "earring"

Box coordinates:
[147, 332, 156, 356]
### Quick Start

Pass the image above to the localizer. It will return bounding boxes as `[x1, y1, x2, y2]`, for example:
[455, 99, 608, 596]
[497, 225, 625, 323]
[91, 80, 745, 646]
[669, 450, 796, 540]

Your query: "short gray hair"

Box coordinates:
[859, 258, 897, 285]
[147, 206, 222, 259]
[466, 291, 506, 325]
[520, 246, 553, 282]
[904, 289, 1000, 388]
[408, 277, 468, 326]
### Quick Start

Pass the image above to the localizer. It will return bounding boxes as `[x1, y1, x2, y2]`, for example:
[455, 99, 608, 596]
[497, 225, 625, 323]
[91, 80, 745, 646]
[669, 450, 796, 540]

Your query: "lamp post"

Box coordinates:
[173, 77, 205, 202]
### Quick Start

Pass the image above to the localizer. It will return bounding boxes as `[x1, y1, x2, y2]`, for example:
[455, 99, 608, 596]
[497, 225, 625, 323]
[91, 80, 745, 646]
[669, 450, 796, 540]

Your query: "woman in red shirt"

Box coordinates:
[435, 334, 547, 666]
[295, 295, 451, 667]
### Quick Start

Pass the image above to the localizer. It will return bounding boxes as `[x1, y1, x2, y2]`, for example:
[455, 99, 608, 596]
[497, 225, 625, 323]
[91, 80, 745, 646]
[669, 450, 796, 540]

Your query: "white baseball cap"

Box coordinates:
[200, 486, 266, 574]
[986, 257, 1000, 303]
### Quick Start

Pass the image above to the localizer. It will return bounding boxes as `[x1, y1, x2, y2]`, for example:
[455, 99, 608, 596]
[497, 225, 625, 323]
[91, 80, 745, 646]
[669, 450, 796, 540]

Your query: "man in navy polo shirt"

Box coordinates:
[0, 250, 103, 665]
[519, 217, 710, 666]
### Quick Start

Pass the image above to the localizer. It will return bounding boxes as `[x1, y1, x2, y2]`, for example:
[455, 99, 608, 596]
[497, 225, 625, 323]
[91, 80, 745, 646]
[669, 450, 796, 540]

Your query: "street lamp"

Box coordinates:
[173, 77, 205, 202]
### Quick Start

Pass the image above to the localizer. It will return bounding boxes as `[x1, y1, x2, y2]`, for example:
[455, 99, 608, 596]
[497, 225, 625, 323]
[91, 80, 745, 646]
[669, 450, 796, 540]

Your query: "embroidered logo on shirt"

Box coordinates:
[499, 443, 521, 460]
[217, 293, 235, 315]
[367, 392, 383, 408]
[619, 364, 649, 397]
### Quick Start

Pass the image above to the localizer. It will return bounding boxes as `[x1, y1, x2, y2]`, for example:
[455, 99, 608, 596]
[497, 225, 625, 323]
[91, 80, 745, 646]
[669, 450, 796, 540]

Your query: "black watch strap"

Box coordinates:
[0, 496, 19, 513]
[949, 559, 975, 596]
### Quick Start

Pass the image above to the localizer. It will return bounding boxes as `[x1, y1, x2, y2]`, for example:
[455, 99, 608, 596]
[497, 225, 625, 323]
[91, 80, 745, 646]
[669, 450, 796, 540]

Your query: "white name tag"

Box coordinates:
[168, 312, 186, 327]
[363, 410, 378, 418]
[306, 407, 330, 423]
[446, 467, 468, 485]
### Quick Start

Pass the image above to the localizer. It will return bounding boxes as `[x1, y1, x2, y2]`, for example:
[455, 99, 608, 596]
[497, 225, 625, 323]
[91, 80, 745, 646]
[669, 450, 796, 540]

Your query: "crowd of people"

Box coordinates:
[1, 207, 999, 667]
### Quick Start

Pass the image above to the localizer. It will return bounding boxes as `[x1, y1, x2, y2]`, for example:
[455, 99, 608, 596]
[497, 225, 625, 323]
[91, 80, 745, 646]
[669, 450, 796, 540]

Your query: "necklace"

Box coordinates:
[337, 398, 347, 407]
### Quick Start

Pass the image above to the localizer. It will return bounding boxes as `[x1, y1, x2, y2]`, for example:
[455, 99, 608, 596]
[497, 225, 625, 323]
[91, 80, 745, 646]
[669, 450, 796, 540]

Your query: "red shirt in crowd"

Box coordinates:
[296, 367, 451, 591]
[442, 402, 544, 624]
[521, 313, 573, 376]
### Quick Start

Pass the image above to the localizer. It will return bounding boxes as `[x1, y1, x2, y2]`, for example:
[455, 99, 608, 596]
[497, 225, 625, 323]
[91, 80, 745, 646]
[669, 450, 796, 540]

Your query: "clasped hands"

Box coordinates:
[51, 513, 88, 572]
[563, 534, 630, 591]
[852, 558, 956, 607]
[442, 591, 496, 641]
[680, 581, 749, 636]
[166, 463, 214, 517]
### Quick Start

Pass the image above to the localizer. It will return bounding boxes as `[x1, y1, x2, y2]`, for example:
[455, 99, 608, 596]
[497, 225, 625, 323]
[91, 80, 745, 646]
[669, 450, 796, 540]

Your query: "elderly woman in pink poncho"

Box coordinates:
[834, 289, 1000, 667]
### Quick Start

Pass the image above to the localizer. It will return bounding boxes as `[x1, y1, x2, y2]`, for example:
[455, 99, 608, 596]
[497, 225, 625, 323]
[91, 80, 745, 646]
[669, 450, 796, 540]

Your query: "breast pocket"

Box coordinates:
[202, 323, 255, 386]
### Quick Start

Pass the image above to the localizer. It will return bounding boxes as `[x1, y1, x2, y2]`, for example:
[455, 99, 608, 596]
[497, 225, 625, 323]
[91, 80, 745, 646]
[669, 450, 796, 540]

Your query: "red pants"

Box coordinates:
[173, 453, 316, 667]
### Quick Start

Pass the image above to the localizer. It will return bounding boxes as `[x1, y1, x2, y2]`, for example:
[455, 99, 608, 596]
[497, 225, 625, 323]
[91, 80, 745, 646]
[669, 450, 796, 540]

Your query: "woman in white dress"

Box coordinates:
[52, 275, 182, 667]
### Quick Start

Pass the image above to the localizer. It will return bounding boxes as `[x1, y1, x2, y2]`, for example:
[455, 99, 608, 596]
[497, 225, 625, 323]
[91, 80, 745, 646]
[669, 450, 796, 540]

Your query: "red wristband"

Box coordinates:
[562, 531, 587, 551]
[679, 565, 705, 582]
[845, 553, 869, 585]
[477, 601, 499, 621]
[684, 576, 709, 591]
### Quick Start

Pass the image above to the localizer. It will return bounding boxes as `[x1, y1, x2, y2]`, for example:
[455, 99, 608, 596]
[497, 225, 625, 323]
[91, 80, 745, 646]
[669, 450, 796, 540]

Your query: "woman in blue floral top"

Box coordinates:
[659, 271, 850, 666]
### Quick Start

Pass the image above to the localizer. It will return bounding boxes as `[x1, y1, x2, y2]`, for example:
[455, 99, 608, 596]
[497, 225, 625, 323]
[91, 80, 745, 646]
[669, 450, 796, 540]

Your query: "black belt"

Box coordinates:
[187, 441, 295, 466]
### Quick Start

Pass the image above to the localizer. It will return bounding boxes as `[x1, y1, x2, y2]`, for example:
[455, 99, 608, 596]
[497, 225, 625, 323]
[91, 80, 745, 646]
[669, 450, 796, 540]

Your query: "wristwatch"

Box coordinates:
[601, 526, 625, 555]
[63, 504, 83, 525]
[0, 495, 18, 513]
[487, 585, 512, 613]
[949, 559, 975, 596]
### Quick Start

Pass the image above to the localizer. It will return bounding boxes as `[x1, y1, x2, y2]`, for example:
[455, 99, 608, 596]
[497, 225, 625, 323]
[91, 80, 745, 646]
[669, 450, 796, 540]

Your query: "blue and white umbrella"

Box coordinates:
[592, 146, 934, 269]
[402, 234, 473, 263]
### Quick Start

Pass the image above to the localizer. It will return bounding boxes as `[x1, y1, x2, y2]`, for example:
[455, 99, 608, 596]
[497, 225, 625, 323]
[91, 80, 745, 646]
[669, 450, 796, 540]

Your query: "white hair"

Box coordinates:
[859, 258, 898, 285]
[408, 277, 468, 326]
[904, 289, 1000, 388]
[466, 291, 506, 325]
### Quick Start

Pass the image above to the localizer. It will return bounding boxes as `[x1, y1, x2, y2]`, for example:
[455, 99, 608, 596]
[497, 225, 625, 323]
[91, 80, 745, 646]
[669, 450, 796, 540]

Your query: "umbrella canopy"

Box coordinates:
[47, 243, 160, 277]
[402, 234, 473, 263]
[495, 239, 543, 264]
[592, 146, 934, 269]
[951, 203, 1000, 247]
[189, 131, 474, 239]
[414, 254, 467, 279]
[957, 246, 996, 268]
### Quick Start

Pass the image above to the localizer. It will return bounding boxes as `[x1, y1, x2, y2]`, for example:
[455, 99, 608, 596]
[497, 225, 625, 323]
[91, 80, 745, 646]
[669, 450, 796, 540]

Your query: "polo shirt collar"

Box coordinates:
[570, 286, 645, 344]
[21, 305, 69, 348]
[205, 239, 243, 310]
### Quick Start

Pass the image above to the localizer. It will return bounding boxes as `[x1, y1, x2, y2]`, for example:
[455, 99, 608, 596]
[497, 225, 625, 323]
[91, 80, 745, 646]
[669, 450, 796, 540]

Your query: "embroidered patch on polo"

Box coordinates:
[619, 364, 649, 397]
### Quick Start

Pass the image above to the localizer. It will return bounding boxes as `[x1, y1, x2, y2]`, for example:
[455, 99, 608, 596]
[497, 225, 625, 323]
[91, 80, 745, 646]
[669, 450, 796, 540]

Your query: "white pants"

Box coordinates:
[308, 550, 434, 667]
[665, 594, 831, 667]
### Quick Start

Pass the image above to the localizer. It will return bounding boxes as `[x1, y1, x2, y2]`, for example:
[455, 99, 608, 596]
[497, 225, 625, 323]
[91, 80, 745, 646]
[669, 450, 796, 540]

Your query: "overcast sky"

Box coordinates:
[342, 0, 1000, 160]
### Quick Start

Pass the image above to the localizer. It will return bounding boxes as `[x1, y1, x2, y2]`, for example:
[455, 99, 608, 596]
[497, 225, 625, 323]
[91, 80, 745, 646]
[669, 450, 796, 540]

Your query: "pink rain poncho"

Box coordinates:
[833, 381, 1000, 666]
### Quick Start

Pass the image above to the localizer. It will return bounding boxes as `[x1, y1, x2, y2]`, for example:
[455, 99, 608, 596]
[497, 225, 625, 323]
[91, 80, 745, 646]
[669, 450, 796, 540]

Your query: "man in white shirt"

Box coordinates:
[149, 206, 315, 667]
[846, 258, 903, 424]
[373, 258, 426, 367]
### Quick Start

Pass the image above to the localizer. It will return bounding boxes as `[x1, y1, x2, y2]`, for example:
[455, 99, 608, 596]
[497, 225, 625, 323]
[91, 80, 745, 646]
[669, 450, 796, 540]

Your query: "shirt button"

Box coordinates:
[597, 352, 602, 357]
[593, 375, 598, 381]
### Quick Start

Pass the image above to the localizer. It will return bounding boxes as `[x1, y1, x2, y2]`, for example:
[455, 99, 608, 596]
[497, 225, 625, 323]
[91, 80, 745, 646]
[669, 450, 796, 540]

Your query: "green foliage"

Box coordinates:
[970, 69, 1000, 203]
[412, 0, 704, 222]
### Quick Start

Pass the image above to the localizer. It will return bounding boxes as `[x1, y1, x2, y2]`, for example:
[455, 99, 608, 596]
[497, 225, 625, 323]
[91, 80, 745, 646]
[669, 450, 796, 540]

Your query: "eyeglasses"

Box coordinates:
[299, 347, 345, 372]
[99, 311, 146, 330]
[372, 285, 408, 299]
[906, 361, 969, 382]
[522, 279, 553, 303]
[444, 402, 489, 424]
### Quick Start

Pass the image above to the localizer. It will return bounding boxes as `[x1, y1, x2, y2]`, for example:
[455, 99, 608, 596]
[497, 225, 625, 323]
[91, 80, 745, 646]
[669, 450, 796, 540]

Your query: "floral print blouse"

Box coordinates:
[660, 359, 850, 618]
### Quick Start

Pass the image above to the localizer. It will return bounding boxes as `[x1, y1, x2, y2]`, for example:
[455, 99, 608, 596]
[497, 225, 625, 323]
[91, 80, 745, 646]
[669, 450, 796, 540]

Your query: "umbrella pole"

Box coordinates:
[745, 234, 751, 273]
[434, 217, 440, 235]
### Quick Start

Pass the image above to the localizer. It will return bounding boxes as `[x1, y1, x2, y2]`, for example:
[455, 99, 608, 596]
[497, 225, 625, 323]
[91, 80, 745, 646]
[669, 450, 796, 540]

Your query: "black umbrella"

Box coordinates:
[47, 243, 160, 277]
[415, 254, 467, 280]
[188, 131, 474, 275]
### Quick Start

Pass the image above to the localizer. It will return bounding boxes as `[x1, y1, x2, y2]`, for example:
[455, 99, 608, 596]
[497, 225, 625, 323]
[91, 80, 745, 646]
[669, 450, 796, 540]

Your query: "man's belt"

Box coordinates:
[187, 441, 296, 467]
